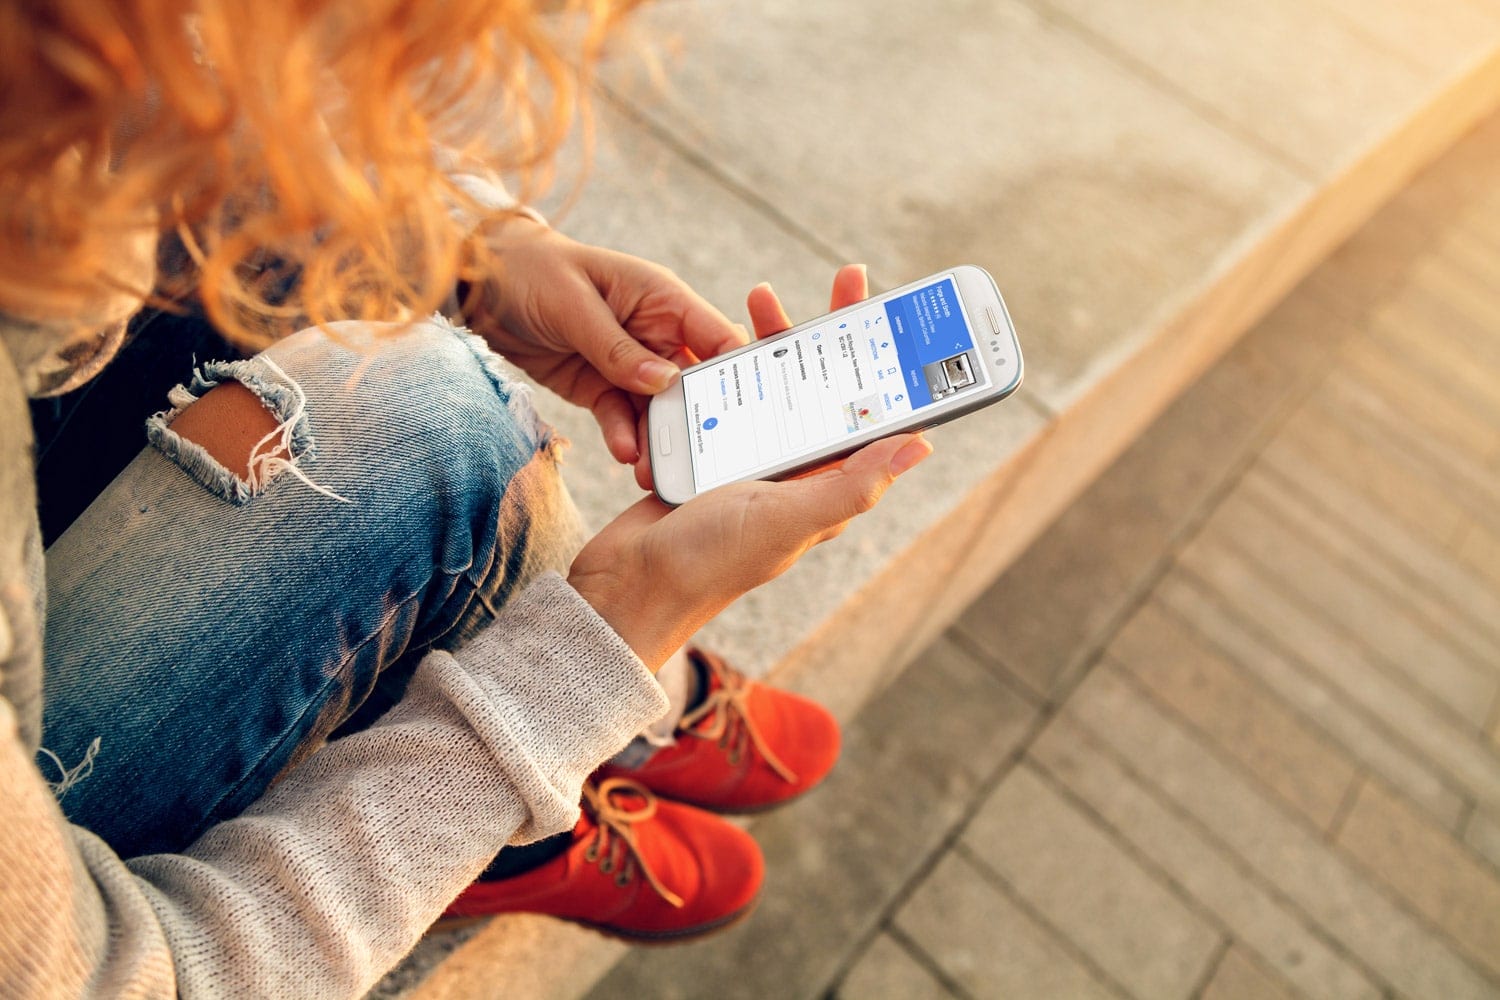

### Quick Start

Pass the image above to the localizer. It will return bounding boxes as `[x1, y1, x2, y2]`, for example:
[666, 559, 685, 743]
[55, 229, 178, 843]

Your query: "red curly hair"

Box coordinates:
[0, 0, 637, 347]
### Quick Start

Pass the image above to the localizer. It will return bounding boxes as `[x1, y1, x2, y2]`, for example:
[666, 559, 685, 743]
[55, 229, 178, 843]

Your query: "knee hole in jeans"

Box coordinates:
[170, 381, 284, 481]
[145, 354, 349, 505]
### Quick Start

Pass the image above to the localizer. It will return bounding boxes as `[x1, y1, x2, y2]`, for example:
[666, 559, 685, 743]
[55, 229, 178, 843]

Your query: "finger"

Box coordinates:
[584, 250, 745, 366]
[784, 456, 848, 481]
[666, 344, 700, 370]
[563, 281, 683, 395]
[679, 297, 750, 361]
[747, 282, 793, 339]
[783, 425, 927, 483]
[592, 388, 641, 464]
[634, 409, 654, 491]
[754, 432, 932, 540]
[592, 492, 676, 545]
[830, 263, 869, 311]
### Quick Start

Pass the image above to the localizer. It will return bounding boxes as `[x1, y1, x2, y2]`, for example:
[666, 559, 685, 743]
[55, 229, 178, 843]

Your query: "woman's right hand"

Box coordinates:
[568, 431, 932, 670]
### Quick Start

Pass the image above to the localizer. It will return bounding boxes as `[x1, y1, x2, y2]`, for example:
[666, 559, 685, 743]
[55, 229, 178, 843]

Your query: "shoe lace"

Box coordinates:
[581, 778, 685, 908]
[676, 652, 798, 783]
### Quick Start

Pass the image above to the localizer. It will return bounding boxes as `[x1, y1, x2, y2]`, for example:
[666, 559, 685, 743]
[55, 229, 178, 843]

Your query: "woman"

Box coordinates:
[0, 1, 930, 995]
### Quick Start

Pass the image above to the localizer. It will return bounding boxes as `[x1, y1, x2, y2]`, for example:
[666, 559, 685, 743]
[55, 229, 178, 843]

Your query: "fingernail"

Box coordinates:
[889, 437, 933, 476]
[639, 358, 678, 391]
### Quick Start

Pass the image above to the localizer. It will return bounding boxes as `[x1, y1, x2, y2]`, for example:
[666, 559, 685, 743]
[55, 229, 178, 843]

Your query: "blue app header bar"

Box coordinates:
[884, 277, 974, 409]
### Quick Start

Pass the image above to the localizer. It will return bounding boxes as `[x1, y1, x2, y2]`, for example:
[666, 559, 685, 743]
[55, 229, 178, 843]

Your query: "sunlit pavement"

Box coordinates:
[589, 112, 1500, 1000]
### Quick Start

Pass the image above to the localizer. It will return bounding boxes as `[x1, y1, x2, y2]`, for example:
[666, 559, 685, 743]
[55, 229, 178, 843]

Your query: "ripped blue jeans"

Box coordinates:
[39, 317, 589, 859]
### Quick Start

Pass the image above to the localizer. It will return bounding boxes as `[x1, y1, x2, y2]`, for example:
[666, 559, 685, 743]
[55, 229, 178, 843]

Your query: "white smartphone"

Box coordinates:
[648, 264, 1023, 505]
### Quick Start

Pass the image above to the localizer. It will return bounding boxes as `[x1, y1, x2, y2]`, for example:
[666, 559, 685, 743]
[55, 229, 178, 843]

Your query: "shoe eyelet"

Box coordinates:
[600, 858, 615, 874]
[583, 843, 600, 863]
[616, 871, 632, 888]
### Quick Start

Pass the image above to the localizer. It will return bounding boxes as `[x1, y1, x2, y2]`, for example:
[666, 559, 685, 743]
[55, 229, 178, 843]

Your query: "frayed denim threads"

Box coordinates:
[144, 354, 345, 504]
[41, 316, 583, 858]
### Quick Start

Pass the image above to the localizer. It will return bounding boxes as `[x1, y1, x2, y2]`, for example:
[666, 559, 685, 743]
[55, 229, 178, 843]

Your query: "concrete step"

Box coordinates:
[586, 81, 1500, 1000]
[374, 0, 1500, 995]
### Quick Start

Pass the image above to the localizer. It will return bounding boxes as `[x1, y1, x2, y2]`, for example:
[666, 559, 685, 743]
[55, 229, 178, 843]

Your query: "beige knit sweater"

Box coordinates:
[0, 318, 668, 996]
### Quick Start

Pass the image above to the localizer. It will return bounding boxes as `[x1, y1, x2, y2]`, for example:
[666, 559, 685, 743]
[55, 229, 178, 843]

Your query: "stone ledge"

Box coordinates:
[383, 10, 1500, 1000]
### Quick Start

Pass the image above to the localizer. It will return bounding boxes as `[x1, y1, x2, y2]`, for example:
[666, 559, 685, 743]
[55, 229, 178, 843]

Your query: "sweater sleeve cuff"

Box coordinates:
[446, 571, 667, 841]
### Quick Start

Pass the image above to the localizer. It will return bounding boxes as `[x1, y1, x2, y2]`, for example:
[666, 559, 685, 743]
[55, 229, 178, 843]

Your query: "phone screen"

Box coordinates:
[680, 274, 988, 491]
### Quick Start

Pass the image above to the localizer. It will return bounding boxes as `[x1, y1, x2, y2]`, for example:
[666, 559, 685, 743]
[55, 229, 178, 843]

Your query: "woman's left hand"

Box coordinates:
[461, 217, 748, 465]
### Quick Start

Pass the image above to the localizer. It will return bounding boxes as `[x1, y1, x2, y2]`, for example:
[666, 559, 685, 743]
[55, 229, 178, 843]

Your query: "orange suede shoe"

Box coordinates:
[440, 778, 762, 942]
[596, 648, 841, 813]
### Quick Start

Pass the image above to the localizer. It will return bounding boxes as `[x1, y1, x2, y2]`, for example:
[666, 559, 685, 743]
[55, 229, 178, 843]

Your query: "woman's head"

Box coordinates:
[0, 0, 635, 346]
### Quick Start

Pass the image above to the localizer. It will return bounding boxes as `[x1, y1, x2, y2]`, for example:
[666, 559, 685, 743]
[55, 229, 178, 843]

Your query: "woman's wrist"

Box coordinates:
[456, 211, 555, 324]
[567, 557, 706, 675]
[568, 568, 653, 673]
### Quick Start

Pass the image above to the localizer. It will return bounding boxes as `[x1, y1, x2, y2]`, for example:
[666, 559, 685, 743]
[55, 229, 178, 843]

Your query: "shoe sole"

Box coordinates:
[432, 894, 760, 945]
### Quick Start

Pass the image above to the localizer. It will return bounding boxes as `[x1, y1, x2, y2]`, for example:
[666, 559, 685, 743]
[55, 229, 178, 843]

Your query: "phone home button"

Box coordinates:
[656, 423, 673, 456]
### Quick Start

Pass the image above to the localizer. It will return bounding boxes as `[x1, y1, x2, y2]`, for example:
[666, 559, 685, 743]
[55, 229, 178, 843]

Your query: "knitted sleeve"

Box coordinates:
[3, 573, 665, 999]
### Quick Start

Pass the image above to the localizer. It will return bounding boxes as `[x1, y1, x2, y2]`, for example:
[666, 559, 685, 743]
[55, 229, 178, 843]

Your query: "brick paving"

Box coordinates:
[586, 115, 1500, 1000]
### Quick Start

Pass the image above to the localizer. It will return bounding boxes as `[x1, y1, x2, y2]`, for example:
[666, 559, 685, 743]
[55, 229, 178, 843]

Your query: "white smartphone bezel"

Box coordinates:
[648, 264, 1023, 505]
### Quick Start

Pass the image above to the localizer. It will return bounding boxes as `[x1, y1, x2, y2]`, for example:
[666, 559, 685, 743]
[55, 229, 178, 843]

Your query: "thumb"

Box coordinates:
[764, 433, 932, 539]
[568, 291, 681, 395]
[607, 492, 675, 533]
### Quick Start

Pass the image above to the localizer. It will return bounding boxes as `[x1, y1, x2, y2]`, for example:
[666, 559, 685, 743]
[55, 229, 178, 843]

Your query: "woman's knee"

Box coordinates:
[261, 317, 585, 619]
[167, 380, 285, 483]
[147, 315, 581, 606]
[154, 316, 550, 508]
[250, 318, 585, 653]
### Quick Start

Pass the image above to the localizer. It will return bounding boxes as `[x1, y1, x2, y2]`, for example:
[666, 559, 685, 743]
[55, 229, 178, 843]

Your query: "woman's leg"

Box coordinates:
[39, 316, 583, 858]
